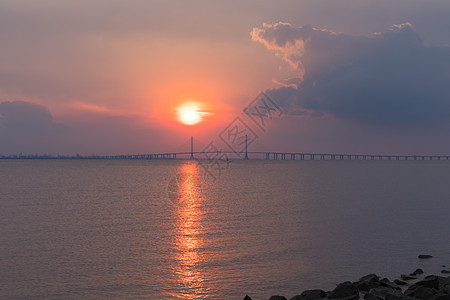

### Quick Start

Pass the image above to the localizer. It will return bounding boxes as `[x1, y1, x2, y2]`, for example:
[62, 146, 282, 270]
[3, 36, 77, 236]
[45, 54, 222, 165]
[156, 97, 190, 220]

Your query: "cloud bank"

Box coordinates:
[0, 101, 65, 133]
[252, 22, 450, 125]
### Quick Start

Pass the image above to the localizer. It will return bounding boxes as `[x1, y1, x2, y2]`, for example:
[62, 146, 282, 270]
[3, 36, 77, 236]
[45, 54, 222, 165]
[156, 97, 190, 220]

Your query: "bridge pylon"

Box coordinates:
[190, 136, 194, 160]
[244, 135, 249, 160]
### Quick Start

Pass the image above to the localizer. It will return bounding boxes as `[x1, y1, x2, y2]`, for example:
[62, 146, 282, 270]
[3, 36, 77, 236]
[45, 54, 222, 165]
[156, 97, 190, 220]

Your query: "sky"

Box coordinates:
[1, 0, 450, 155]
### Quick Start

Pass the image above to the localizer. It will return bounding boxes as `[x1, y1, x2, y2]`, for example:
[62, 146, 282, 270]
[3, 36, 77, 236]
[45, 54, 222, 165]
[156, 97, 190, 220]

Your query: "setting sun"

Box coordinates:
[176, 102, 209, 125]
[181, 110, 198, 123]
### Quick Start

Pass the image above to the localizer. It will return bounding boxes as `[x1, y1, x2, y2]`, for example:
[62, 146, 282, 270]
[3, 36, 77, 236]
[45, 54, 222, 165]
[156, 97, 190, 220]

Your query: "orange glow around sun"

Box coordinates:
[177, 102, 208, 125]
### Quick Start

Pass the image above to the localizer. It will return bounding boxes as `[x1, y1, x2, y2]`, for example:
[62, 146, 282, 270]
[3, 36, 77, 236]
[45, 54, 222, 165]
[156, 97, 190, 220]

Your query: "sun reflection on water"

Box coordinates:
[168, 163, 209, 299]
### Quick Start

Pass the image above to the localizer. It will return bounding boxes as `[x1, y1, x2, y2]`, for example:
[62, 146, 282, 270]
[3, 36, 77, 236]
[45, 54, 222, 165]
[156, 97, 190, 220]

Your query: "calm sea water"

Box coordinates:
[1, 159, 450, 299]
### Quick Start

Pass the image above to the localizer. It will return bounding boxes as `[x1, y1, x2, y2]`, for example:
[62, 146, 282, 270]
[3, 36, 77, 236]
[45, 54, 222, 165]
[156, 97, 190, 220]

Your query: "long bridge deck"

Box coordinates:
[75, 151, 450, 161]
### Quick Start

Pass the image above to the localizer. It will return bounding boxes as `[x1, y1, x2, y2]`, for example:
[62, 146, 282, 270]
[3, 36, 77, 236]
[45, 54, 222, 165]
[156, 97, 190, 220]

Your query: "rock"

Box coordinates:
[429, 294, 450, 300]
[269, 296, 287, 300]
[384, 292, 415, 300]
[430, 294, 450, 300]
[417, 275, 441, 289]
[440, 284, 450, 294]
[356, 282, 371, 292]
[359, 274, 381, 283]
[379, 280, 401, 290]
[394, 279, 407, 286]
[440, 276, 450, 287]
[441, 270, 450, 274]
[355, 274, 382, 291]
[411, 268, 424, 275]
[363, 292, 383, 300]
[419, 254, 434, 259]
[369, 286, 396, 297]
[405, 285, 439, 299]
[328, 281, 359, 300]
[244, 296, 253, 300]
[290, 290, 327, 300]
[400, 274, 416, 281]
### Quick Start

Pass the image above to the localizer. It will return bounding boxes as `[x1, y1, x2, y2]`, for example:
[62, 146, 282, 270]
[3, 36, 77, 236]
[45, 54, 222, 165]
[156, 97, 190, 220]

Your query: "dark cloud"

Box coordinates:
[0, 101, 66, 133]
[252, 22, 450, 125]
[0, 101, 69, 155]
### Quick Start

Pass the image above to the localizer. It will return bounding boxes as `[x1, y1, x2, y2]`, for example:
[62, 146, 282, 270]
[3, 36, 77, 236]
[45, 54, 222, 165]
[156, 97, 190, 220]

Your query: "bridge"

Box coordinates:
[69, 135, 450, 161]
[2, 136, 449, 161]
[86, 151, 450, 161]
[3, 150, 449, 161]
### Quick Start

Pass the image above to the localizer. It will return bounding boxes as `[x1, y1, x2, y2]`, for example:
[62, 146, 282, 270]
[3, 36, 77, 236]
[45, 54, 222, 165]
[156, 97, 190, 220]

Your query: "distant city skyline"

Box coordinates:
[2, 0, 450, 156]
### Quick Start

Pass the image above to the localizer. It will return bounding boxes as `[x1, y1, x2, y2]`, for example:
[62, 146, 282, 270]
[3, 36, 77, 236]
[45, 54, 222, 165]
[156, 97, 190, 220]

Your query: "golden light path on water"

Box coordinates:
[168, 163, 209, 299]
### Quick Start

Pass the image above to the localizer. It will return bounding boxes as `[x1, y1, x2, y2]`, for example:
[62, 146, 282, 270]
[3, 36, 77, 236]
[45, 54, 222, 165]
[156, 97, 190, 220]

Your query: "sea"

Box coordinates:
[1, 159, 450, 300]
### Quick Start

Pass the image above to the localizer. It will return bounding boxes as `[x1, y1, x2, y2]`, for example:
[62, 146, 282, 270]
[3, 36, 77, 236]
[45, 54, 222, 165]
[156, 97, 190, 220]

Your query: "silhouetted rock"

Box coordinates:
[384, 292, 415, 300]
[417, 275, 441, 289]
[359, 274, 381, 283]
[289, 289, 327, 300]
[328, 281, 359, 300]
[405, 285, 439, 299]
[440, 276, 450, 287]
[419, 254, 434, 259]
[429, 294, 450, 300]
[411, 268, 424, 275]
[379, 280, 401, 290]
[244, 268, 450, 300]
[400, 274, 416, 280]
[363, 292, 383, 300]
[356, 282, 371, 292]
[269, 296, 287, 300]
[394, 279, 407, 286]
[354, 275, 382, 292]
[440, 282, 450, 294]
[369, 286, 396, 297]
[441, 270, 450, 274]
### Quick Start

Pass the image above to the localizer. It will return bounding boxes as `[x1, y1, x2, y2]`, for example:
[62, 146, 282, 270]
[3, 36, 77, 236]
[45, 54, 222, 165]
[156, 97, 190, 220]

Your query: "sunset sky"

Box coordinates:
[1, 0, 450, 155]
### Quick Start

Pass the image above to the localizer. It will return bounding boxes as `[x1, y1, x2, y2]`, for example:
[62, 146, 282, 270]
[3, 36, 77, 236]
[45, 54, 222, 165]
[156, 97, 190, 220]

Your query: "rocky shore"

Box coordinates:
[244, 255, 450, 300]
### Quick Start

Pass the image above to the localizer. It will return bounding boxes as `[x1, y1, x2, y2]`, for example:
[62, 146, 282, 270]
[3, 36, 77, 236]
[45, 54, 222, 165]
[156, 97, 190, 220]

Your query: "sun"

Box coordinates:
[181, 110, 199, 123]
[177, 102, 206, 125]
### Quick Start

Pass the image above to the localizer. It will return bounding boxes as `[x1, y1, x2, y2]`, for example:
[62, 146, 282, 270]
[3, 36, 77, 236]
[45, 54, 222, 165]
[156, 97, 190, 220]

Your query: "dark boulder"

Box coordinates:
[328, 281, 359, 300]
[355, 274, 382, 292]
[356, 282, 371, 292]
[440, 284, 450, 294]
[419, 254, 434, 259]
[244, 295, 253, 300]
[401, 274, 416, 281]
[417, 275, 441, 289]
[290, 289, 327, 300]
[405, 285, 439, 299]
[441, 270, 450, 274]
[380, 280, 401, 290]
[411, 268, 424, 275]
[384, 292, 415, 300]
[440, 276, 450, 287]
[369, 286, 396, 297]
[363, 292, 383, 300]
[359, 274, 381, 283]
[394, 279, 407, 286]
[429, 294, 450, 300]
